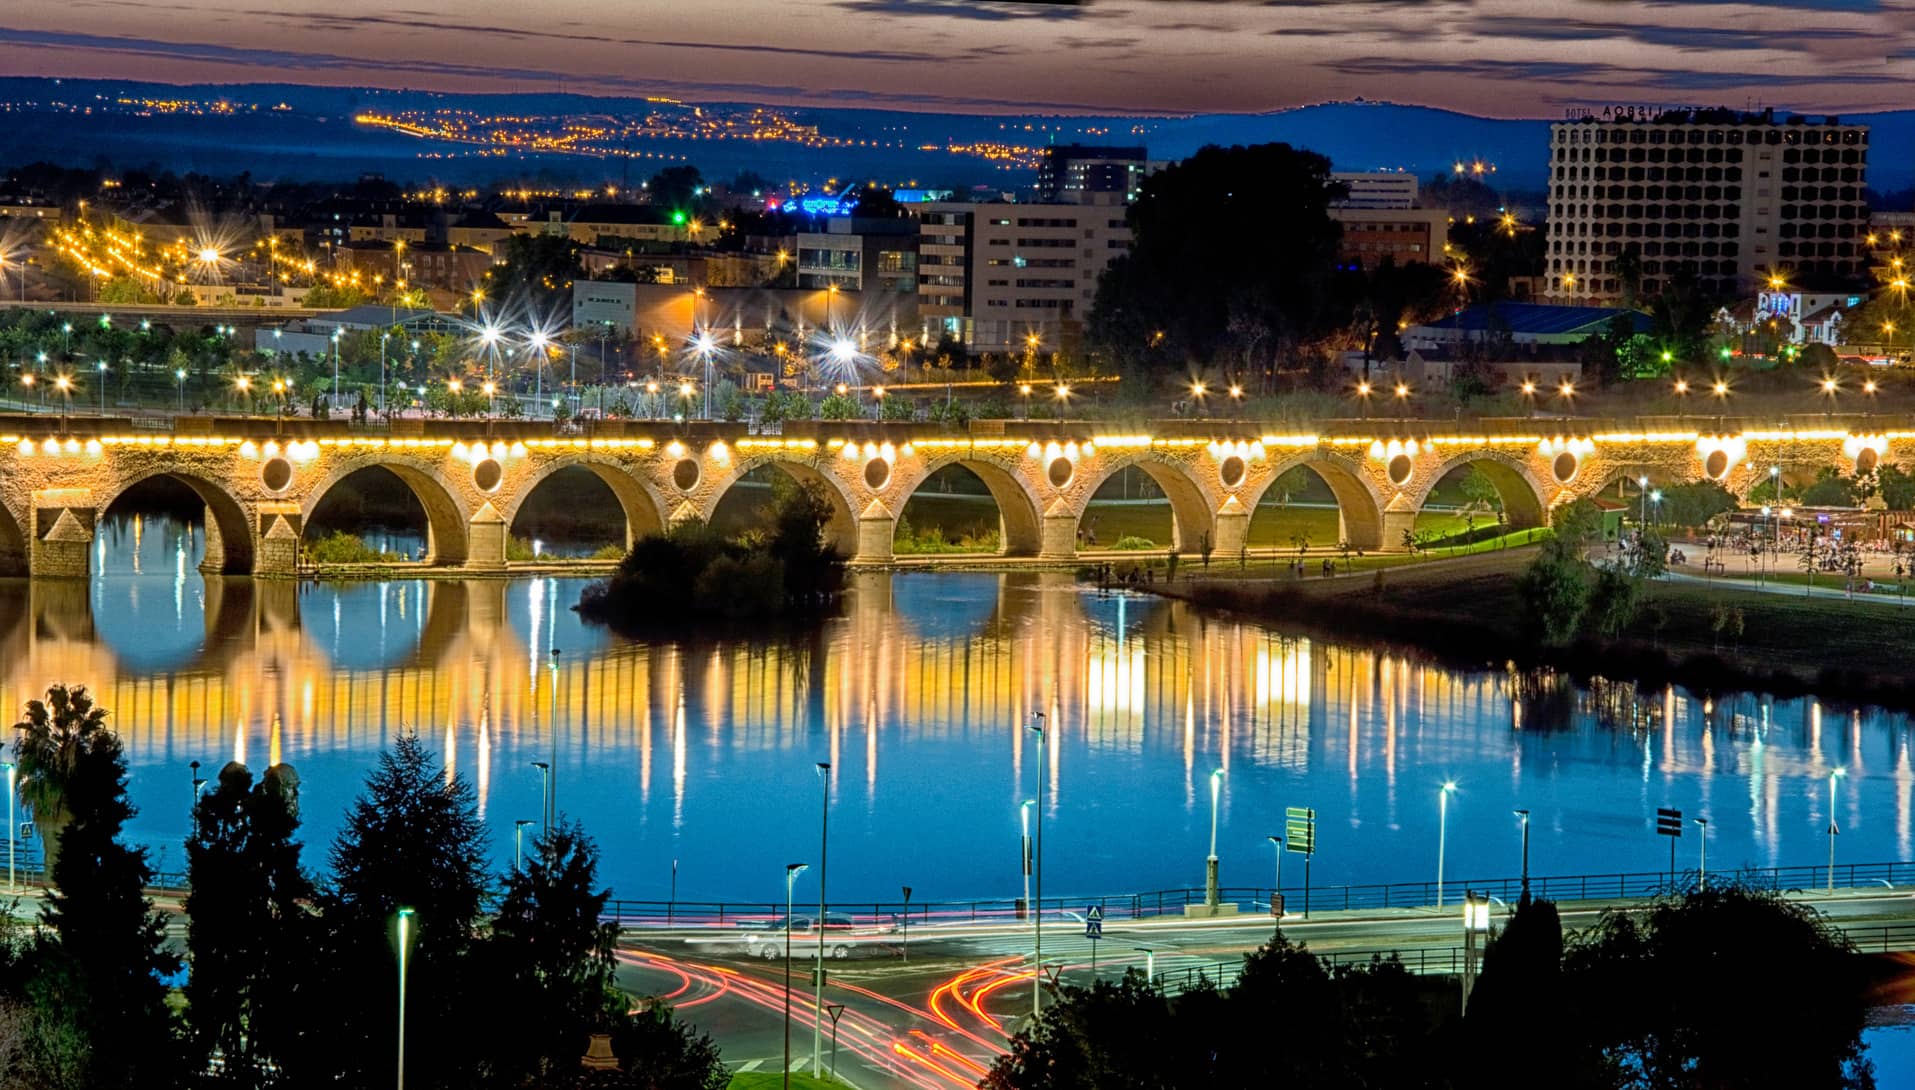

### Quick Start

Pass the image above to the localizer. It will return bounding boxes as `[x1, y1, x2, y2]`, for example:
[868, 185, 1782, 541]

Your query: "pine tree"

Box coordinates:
[478, 820, 624, 1084]
[291, 735, 489, 1089]
[19, 685, 179, 1089]
[183, 760, 313, 1084]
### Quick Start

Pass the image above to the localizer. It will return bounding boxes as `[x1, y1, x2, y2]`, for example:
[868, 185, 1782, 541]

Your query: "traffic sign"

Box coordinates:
[1656, 808, 1683, 837]
[1285, 807, 1316, 855]
[1085, 904, 1103, 939]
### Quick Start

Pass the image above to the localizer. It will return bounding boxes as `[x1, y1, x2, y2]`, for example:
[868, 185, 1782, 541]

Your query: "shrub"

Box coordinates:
[1113, 536, 1156, 550]
[305, 532, 405, 564]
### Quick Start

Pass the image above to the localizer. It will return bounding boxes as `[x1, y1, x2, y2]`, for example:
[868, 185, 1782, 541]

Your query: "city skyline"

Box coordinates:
[4, 0, 1912, 118]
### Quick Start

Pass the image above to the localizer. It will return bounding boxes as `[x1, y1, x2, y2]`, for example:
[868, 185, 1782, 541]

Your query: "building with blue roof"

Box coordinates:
[1407, 302, 1652, 346]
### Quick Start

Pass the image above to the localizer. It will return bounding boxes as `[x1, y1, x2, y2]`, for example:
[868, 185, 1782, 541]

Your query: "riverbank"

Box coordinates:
[1154, 547, 1915, 708]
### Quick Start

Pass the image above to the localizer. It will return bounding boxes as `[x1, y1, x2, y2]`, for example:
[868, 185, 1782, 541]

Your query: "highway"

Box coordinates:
[618, 884, 1915, 1089]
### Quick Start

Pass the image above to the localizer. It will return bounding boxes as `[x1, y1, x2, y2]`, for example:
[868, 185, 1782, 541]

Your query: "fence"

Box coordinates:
[599, 859, 1915, 930]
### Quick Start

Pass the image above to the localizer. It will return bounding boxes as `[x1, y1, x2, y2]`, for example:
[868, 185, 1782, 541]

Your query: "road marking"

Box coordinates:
[733, 1059, 764, 1072]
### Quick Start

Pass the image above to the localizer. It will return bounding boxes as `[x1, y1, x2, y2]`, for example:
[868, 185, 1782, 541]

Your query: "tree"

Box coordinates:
[1519, 538, 1591, 645]
[12, 684, 115, 873]
[1655, 480, 1736, 529]
[647, 165, 707, 215]
[1089, 143, 1346, 377]
[1552, 497, 1605, 548]
[1459, 465, 1504, 519]
[17, 684, 179, 1089]
[1877, 463, 1915, 510]
[1564, 887, 1874, 1089]
[493, 232, 583, 312]
[1800, 466, 1862, 507]
[1464, 898, 1607, 1089]
[1587, 563, 1644, 638]
[291, 735, 490, 1088]
[580, 1008, 729, 1090]
[1269, 466, 1311, 508]
[184, 760, 313, 1085]
[476, 820, 624, 1085]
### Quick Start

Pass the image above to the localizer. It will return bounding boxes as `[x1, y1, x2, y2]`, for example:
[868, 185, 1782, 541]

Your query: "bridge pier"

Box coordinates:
[855, 501, 895, 565]
[1381, 507, 1417, 553]
[255, 504, 301, 578]
[1214, 496, 1249, 558]
[1040, 502, 1078, 560]
[467, 502, 508, 572]
[30, 489, 94, 579]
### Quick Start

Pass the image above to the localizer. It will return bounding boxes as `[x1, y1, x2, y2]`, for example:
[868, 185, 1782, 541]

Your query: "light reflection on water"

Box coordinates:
[2, 510, 1912, 902]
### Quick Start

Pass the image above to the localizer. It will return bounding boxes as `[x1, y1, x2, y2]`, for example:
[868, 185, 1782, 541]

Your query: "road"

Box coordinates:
[619, 883, 1915, 1088]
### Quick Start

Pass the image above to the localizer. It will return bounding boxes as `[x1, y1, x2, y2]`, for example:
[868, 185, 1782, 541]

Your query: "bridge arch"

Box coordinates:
[299, 456, 472, 566]
[500, 457, 668, 553]
[1243, 450, 1387, 551]
[1073, 452, 1212, 552]
[891, 452, 1044, 556]
[1411, 449, 1551, 531]
[100, 469, 255, 574]
[705, 454, 860, 555]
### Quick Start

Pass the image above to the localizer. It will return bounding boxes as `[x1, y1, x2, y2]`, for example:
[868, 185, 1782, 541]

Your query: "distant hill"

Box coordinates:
[1, 78, 1908, 194]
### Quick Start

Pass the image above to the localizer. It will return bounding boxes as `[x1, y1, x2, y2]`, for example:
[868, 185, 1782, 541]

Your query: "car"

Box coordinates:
[742, 913, 861, 959]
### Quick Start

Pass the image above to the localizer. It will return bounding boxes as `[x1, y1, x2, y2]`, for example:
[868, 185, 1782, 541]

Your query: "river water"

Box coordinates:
[4, 511, 1912, 906]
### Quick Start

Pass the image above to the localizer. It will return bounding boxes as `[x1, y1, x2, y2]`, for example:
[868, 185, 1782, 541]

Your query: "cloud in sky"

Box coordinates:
[3, 0, 1911, 116]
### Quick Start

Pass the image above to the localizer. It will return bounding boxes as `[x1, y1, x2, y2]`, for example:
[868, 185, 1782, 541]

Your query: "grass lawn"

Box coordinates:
[729, 1073, 850, 1090]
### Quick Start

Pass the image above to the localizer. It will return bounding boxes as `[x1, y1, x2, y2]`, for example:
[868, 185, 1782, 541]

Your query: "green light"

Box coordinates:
[671, 211, 687, 226]
[1719, 346, 1732, 359]
[1660, 350, 1672, 362]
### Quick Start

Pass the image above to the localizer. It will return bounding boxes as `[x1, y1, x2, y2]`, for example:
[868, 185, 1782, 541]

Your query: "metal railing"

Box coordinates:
[599, 859, 1915, 930]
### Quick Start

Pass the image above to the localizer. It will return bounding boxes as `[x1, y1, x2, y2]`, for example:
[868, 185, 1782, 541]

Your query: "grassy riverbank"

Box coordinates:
[1160, 548, 1915, 706]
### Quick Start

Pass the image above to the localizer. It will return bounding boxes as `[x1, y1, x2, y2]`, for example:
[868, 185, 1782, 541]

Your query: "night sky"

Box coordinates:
[3, 0, 1911, 117]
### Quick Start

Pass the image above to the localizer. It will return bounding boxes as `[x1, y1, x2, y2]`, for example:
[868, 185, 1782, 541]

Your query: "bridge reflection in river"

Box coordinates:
[0, 512, 1910, 900]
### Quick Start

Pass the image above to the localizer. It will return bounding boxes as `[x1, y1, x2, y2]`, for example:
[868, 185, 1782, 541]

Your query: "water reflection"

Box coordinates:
[0, 511, 1910, 902]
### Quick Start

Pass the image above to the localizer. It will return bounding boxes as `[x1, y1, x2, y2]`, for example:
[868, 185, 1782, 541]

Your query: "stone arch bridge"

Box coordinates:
[0, 414, 1902, 578]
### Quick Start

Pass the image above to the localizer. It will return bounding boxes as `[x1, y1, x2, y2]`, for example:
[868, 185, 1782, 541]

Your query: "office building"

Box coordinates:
[916, 202, 1131, 353]
[793, 217, 918, 300]
[1330, 172, 1418, 210]
[1545, 111, 1870, 302]
[1330, 208, 1450, 270]
[1034, 144, 1148, 205]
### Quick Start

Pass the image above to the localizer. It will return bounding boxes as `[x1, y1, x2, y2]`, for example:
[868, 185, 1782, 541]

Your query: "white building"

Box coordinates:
[1330, 171, 1418, 210]
[1545, 112, 1870, 303]
[914, 202, 1131, 353]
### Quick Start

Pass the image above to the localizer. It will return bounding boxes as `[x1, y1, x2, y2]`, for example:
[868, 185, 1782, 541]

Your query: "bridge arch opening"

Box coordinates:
[303, 463, 468, 565]
[99, 472, 254, 575]
[896, 461, 1042, 556]
[1244, 455, 1385, 552]
[506, 463, 664, 560]
[1415, 455, 1548, 541]
[1077, 460, 1211, 552]
[708, 461, 858, 555]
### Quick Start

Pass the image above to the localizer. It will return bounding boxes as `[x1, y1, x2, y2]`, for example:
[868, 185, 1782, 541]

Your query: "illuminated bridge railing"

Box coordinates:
[597, 859, 1915, 930]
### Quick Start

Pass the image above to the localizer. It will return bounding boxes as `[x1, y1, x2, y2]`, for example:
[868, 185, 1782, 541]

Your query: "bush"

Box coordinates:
[817, 392, 862, 420]
[305, 532, 405, 564]
[1113, 536, 1156, 550]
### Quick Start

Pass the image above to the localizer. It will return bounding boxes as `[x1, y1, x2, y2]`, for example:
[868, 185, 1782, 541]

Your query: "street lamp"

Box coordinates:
[1519, 379, 1536, 417]
[530, 761, 551, 837]
[812, 761, 831, 1078]
[1828, 768, 1846, 892]
[1204, 768, 1225, 907]
[1513, 809, 1530, 902]
[1393, 382, 1410, 414]
[1437, 781, 1457, 907]
[1694, 817, 1709, 892]
[175, 368, 187, 413]
[1356, 380, 1372, 418]
[1020, 799, 1033, 918]
[514, 819, 536, 873]
[783, 862, 809, 1090]
[2, 762, 12, 891]
[396, 906, 417, 1090]
[1029, 711, 1048, 1017]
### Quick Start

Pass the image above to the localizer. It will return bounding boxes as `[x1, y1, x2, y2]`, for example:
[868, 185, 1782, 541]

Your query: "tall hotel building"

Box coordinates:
[1545, 112, 1870, 302]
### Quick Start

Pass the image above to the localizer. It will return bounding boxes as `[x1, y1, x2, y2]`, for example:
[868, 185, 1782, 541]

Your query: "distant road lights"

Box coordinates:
[447, 378, 463, 394]
[1228, 383, 1243, 402]
[1557, 380, 1576, 403]
[1673, 378, 1689, 395]
[1053, 383, 1071, 404]
[828, 338, 856, 366]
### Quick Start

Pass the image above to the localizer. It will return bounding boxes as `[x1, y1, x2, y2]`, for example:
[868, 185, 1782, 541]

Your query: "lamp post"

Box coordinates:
[396, 906, 416, 1090]
[1020, 800, 1033, 920]
[812, 761, 831, 1078]
[379, 332, 390, 415]
[780, 862, 809, 1090]
[1637, 475, 1649, 525]
[1513, 809, 1530, 903]
[1267, 835, 1283, 917]
[1030, 711, 1047, 1017]
[330, 329, 341, 412]
[1695, 817, 1709, 891]
[1828, 768, 1846, 892]
[95, 360, 106, 414]
[530, 761, 551, 838]
[1437, 781, 1457, 907]
[515, 819, 536, 873]
[1204, 768, 1224, 907]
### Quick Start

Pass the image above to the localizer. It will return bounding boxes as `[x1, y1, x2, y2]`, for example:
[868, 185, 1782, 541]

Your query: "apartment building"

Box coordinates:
[914, 202, 1131, 353]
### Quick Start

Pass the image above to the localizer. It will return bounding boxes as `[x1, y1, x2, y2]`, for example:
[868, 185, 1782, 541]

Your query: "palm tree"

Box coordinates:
[12, 683, 115, 874]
